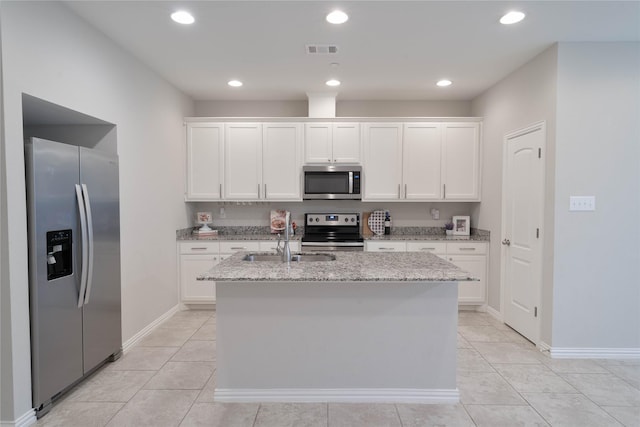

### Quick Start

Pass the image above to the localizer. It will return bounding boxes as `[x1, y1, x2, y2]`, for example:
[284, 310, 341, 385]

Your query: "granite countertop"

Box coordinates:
[180, 233, 303, 242]
[365, 234, 488, 242]
[199, 251, 476, 282]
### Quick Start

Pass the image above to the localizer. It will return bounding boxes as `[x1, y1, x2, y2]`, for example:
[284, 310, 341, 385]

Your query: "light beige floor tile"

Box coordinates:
[499, 329, 536, 346]
[163, 316, 210, 329]
[195, 372, 217, 403]
[605, 364, 640, 389]
[459, 325, 512, 342]
[458, 312, 491, 326]
[144, 362, 213, 390]
[180, 402, 259, 427]
[328, 403, 400, 427]
[106, 389, 198, 427]
[457, 333, 473, 349]
[108, 347, 179, 371]
[493, 363, 577, 393]
[457, 348, 495, 372]
[68, 370, 155, 402]
[598, 359, 640, 367]
[254, 403, 327, 427]
[171, 340, 216, 362]
[457, 371, 526, 405]
[465, 404, 550, 426]
[561, 373, 640, 406]
[396, 403, 474, 427]
[137, 326, 198, 347]
[472, 342, 545, 364]
[36, 401, 124, 427]
[602, 406, 640, 427]
[190, 322, 216, 341]
[539, 357, 610, 374]
[522, 392, 623, 427]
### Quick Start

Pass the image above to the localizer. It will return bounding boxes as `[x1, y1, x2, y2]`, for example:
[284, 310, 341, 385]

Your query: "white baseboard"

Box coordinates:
[122, 304, 180, 352]
[485, 305, 502, 322]
[0, 409, 37, 427]
[213, 388, 459, 404]
[550, 347, 640, 359]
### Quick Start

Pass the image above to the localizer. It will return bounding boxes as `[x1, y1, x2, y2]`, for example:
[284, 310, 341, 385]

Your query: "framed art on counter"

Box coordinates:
[452, 215, 470, 236]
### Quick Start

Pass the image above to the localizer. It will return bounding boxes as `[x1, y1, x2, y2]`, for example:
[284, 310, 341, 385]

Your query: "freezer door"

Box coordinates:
[79, 147, 122, 371]
[26, 138, 84, 408]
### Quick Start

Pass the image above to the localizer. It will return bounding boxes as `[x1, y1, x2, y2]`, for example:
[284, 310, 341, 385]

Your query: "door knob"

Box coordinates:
[501, 239, 511, 246]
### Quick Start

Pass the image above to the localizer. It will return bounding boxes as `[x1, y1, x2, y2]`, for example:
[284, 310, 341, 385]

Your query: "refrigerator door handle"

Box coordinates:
[75, 184, 89, 308]
[81, 184, 94, 305]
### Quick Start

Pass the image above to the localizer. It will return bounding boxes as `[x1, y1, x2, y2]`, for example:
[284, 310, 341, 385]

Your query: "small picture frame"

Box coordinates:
[452, 215, 470, 236]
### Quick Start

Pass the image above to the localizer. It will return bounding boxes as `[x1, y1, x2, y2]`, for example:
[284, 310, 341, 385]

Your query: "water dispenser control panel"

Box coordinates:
[46, 229, 72, 280]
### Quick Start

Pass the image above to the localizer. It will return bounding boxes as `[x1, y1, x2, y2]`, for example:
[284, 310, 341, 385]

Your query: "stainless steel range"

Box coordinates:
[301, 213, 364, 252]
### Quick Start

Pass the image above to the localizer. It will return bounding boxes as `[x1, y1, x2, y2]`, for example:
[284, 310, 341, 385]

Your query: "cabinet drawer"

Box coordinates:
[179, 241, 219, 254]
[446, 242, 487, 255]
[365, 241, 406, 252]
[219, 241, 260, 253]
[406, 241, 447, 254]
[259, 241, 300, 252]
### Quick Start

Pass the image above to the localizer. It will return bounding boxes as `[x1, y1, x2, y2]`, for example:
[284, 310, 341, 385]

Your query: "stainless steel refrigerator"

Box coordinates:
[25, 137, 121, 416]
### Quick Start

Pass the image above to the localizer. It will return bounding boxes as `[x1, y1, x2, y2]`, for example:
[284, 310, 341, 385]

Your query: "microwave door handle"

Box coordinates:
[348, 172, 353, 194]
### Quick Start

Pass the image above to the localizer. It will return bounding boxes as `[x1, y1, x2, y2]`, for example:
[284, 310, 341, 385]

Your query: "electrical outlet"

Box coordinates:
[219, 207, 226, 218]
[430, 208, 440, 220]
[569, 196, 596, 211]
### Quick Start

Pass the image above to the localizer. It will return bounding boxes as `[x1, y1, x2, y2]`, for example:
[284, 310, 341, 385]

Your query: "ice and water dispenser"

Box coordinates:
[46, 230, 72, 280]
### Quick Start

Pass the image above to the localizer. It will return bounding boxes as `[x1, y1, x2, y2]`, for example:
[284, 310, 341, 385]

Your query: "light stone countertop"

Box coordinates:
[199, 251, 476, 282]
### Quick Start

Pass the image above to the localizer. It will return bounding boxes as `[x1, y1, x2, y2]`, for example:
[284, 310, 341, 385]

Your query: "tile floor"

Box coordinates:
[36, 310, 640, 427]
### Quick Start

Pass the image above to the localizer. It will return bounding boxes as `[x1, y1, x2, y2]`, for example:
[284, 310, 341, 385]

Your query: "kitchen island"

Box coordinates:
[200, 251, 474, 404]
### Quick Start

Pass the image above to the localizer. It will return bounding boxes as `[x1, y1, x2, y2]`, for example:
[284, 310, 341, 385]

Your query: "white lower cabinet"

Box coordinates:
[179, 242, 219, 304]
[366, 239, 488, 305]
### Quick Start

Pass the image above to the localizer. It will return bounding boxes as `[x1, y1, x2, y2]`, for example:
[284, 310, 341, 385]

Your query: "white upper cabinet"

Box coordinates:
[442, 123, 481, 200]
[185, 123, 224, 201]
[362, 123, 403, 200]
[304, 122, 361, 164]
[224, 123, 262, 200]
[262, 123, 302, 200]
[402, 123, 442, 200]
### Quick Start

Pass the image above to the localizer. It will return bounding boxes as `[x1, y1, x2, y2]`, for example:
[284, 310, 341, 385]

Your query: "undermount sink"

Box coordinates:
[242, 253, 336, 262]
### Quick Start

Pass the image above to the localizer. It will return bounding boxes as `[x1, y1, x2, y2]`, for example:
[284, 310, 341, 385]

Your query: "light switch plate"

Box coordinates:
[569, 196, 596, 211]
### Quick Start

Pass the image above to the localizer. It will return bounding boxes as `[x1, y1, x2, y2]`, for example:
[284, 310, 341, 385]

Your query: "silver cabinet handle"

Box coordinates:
[75, 184, 89, 308]
[443, 183, 446, 199]
[459, 247, 476, 251]
[404, 184, 407, 198]
[81, 184, 94, 305]
[258, 183, 261, 198]
[420, 248, 436, 250]
[191, 247, 208, 250]
[379, 247, 395, 250]
[501, 239, 511, 246]
[398, 184, 401, 199]
[219, 183, 222, 199]
[264, 184, 267, 199]
[230, 246, 246, 250]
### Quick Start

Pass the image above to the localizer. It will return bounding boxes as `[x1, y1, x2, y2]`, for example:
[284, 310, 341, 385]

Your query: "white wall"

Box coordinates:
[552, 43, 640, 349]
[0, 1, 194, 422]
[470, 46, 558, 341]
[195, 99, 472, 118]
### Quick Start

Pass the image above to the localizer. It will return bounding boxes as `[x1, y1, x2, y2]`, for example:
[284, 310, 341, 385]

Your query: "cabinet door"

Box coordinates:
[304, 123, 332, 163]
[332, 123, 361, 163]
[403, 123, 442, 200]
[263, 123, 302, 200]
[224, 123, 262, 200]
[362, 123, 403, 200]
[442, 123, 480, 200]
[180, 254, 218, 303]
[365, 241, 406, 252]
[406, 241, 447, 257]
[448, 254, 486, 304]
[186, 123, 224, 200]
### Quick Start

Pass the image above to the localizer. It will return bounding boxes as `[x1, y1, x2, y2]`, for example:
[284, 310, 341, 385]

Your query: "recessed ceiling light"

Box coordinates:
[228, 80, 243, 87]
[436, 79, 452, 87]
[326, 10, 349, 24]
[171, 11, 194, 25]
[326, 79, 341, 87]
[500, 11, 525, 25]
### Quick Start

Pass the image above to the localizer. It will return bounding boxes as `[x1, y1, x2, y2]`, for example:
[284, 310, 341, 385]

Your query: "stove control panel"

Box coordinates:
[306, 213, 360, 226]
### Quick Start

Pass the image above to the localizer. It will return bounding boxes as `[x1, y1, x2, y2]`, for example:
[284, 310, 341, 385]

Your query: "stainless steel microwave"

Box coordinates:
[302, 165, 362, 200]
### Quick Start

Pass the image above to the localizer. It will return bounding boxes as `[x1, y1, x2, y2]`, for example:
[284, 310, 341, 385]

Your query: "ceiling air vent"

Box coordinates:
[306, 45, 339, 54]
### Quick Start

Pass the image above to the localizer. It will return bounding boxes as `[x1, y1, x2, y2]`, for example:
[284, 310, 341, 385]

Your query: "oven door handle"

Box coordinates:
[301, 241, 364, 247]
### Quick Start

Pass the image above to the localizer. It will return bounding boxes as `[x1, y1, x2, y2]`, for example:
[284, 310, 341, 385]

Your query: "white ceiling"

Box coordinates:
[64, 1, 640, 101]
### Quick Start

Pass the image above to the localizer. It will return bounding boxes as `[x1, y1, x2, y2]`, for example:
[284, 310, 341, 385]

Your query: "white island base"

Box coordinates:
[215, 280, 459, 404]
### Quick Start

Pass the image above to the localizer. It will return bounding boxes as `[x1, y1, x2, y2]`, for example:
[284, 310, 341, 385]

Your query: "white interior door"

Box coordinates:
[502, 122, 545, 343]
